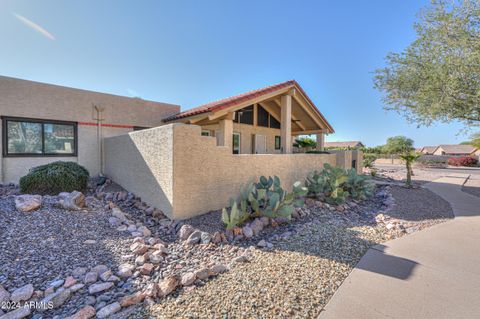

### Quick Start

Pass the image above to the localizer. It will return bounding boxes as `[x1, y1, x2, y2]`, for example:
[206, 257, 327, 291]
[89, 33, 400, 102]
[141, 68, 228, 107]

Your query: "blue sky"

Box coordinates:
[0, 0, 472, 147]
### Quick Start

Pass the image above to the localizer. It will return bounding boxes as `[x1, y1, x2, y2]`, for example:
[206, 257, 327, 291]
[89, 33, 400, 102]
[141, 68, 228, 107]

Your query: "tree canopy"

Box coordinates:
[383, 136, 415, 154]
[374, 0, 480, 128]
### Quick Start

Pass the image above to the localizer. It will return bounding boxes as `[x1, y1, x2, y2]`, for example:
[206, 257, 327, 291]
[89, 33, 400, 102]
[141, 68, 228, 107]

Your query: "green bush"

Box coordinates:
[363, 153, 377, 168]
[20, 161, 89, 195]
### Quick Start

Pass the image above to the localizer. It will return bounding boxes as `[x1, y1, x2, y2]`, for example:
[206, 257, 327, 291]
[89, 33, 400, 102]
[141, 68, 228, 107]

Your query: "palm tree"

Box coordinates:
[400, 151, 421, 188]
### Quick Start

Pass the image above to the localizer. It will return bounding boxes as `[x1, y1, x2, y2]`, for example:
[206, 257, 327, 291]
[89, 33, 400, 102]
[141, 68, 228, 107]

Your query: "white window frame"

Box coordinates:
[233, 132, 241, 154]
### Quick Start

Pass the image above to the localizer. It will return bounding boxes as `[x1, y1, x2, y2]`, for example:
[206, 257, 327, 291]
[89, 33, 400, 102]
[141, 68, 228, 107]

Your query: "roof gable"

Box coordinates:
[163, 80, 334, 133]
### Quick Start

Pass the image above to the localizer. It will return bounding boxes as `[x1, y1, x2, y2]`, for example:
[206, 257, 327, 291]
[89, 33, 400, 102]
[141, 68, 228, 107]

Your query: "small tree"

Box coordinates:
[383, 136, 415, 154]
[400, 152, 421, 188]
[295, 137, 316, 150]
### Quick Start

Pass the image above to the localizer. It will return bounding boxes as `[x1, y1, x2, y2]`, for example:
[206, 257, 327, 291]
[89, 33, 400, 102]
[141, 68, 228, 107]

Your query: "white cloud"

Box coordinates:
[13, 12, 55, 40]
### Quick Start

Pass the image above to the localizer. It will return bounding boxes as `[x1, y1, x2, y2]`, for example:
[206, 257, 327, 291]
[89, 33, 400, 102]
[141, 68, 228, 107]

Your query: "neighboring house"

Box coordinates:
[432, 144, 479, 157]
[0, 76, 180, 182]
[324, 141, 364, 149]
[420, 146, 437, 155]
[163, 80, 334, 154]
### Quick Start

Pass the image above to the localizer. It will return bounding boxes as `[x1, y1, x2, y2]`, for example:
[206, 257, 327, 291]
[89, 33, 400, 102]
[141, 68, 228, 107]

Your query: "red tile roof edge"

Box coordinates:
[162, 80, 334, 133]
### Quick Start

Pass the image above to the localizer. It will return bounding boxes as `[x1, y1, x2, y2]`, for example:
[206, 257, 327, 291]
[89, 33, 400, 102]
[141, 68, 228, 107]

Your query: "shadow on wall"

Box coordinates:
[104, 127, 174, 217]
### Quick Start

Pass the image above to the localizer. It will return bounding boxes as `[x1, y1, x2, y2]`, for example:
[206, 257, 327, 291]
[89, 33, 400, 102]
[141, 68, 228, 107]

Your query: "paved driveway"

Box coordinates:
[319, 174, 480, 319]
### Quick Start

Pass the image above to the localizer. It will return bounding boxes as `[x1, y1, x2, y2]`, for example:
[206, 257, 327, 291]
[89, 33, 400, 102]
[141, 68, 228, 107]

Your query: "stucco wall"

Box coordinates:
[202, 123, 282, 154]
[104, 126, 175, 216]
[0, 76, 180, 182]
[104, 123, 362, 220]
[172, 124, 337, 219]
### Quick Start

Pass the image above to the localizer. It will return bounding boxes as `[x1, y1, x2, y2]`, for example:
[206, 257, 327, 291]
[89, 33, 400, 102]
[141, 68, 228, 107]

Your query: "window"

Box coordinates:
[2, 117, 77, 157]
[275, 136, 281, 150]
[201, 130, 210, 136]
[134, 126, 149, 131]
[257, 105, 269, 127]
[234, 105, 254, 125]
[233, 132, 241, 154]
[270, 116, 281, 129]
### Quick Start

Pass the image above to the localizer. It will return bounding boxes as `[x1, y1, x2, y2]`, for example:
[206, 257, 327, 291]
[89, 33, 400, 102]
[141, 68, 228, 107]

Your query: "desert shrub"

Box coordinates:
[448, 156, 478, 167]
[344, 169, 375, 200]
[305, 163, 348, 205]
[363, 153, 377, 168]
[20, 161, 89, 195]
[221, 176, 307, 229]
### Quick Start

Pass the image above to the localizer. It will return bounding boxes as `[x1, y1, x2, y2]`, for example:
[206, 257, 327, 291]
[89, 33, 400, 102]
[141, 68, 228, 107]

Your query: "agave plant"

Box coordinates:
[222, 198, 249, 230]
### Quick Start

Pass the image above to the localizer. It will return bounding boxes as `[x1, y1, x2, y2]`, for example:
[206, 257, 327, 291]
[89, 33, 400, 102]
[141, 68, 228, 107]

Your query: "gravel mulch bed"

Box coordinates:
[140, 186, 453, 319]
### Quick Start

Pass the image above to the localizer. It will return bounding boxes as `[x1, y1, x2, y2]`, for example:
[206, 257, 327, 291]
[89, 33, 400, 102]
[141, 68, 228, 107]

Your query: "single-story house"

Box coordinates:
[432, 144, 479, 157]
[0, 75, 180, 182]
[420, 146, 437, 155]
[1, 76, 362, 219]
[324, 141, 364, 149]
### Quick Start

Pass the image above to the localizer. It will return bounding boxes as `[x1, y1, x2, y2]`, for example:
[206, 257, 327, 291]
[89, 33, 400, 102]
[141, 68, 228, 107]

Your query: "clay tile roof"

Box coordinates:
[324, 141, 364, 148]
[162, 80, 334, 132]
[163, 80, 295, 122]
[438, 144, 478, 154]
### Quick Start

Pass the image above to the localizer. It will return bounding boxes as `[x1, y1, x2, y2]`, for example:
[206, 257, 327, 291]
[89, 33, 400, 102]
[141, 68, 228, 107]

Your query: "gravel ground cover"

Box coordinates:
[141, 185, 453, 319]
[0, 178, 454, 319]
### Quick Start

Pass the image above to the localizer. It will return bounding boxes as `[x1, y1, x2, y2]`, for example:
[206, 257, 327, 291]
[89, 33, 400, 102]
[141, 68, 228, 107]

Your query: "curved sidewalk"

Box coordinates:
[319, 174, 480, 319]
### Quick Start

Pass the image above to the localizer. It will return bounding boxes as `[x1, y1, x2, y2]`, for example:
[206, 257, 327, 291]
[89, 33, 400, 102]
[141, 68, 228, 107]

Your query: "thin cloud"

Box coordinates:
[13, 13, 55, 40]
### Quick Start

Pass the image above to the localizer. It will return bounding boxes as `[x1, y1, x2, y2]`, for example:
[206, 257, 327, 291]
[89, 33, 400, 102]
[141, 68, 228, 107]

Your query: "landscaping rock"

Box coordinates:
[178, 225, 195, 240]
[149, 250, 163, 264]
[117, 264, 134, 278]
[139, 263, 154, 275]
[111, 208, 127, 221]
[91, 265, 109, 275]
[10, 284, 34, 302]
[257, 239, 267, 248]
[194, 268, 210, 281]
[63, 276, 77, 288]
[242, 226, 254, 238]
[41, 288, 71, 309]
[119, 292, 145, 307]
[250, 219, 264, 235]
[200, 232, 212, 244]
[210, 264, 228, 275]
[58, 191, 85, 210]
[96, 302, 121, 319]
[14, 195, 42, 212]
[84, 272, 98, 284]
[88, 282, 114, 294]
[0, 306, 31, 319]
[186, 230, 202, 245]
[69, 283, 85, 292]
[137, 226, 151, 237]
[158, 276, 179, 297]
[181, 272, 196, 286]
[0, 285, 10, 304]
[64, 305, 96, 319]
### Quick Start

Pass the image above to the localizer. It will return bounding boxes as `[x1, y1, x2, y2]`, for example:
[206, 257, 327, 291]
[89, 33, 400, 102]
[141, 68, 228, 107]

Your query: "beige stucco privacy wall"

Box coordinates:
[0, 76, 180, 182]
[104, 123, 362, 220]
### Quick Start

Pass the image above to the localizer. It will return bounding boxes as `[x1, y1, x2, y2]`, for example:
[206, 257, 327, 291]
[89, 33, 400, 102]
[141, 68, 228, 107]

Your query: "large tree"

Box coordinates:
[374, 0, 480, 127]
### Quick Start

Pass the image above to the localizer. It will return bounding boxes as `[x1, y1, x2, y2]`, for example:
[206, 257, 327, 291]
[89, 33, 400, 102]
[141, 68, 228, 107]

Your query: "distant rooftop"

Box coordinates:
[324, 141, 364, 148]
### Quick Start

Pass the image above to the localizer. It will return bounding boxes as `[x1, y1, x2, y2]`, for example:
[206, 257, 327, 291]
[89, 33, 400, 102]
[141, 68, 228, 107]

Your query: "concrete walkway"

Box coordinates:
[319, 174, 480, 319]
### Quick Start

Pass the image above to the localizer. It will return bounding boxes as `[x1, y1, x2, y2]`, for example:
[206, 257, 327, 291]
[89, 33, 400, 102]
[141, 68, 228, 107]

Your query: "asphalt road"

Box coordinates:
[375, 164, 480, 177]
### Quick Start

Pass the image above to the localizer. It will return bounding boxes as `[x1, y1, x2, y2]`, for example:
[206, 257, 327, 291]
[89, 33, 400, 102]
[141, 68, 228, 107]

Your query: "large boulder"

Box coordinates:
[15, 195, 42, 212]
[58, 191, 85, 210]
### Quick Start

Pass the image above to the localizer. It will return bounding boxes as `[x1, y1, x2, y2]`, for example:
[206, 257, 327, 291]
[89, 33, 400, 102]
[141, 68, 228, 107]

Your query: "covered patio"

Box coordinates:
[163, 80, 334, 154]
